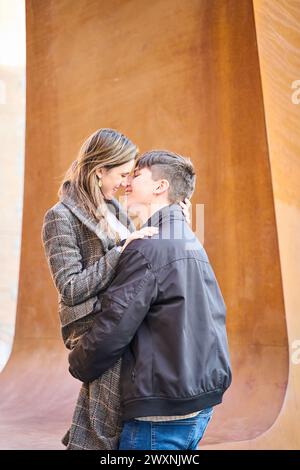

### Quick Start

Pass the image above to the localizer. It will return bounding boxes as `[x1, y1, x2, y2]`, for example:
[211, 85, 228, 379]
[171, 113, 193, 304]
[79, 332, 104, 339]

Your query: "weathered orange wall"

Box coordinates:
[204, 0, 300, 450]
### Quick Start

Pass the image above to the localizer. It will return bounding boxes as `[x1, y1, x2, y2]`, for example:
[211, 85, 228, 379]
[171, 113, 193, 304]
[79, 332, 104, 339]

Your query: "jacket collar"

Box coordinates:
[60, 181, 134, 250]
[142, 203, 184, 229]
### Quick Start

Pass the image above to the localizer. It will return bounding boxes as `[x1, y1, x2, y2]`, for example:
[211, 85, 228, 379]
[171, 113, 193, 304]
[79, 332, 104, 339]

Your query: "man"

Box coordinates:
[69, 150, 232, 450]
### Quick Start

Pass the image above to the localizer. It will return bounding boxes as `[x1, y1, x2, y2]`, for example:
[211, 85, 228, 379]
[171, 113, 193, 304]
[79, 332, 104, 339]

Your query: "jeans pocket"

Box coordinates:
[189, 409, 213, 449]
[152, 421, 198, 450]
[119, 421, 138, 450]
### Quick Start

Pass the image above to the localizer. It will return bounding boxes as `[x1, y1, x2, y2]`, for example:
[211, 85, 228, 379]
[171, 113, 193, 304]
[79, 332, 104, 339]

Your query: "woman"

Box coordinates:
[42, 128, 190, 450]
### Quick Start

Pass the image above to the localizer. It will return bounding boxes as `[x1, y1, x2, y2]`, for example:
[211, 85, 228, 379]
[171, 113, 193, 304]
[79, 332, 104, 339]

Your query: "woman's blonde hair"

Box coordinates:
[58, 128, 138, 240]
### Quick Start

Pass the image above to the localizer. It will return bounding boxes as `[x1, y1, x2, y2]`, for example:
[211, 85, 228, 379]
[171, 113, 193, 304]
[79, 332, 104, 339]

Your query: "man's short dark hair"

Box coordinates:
[136, 150, 196, 203]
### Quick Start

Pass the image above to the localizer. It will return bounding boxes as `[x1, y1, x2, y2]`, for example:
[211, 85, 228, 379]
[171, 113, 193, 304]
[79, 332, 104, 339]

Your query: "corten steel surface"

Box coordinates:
[0, 0, 295, 449]
[202, 0, 300, 450]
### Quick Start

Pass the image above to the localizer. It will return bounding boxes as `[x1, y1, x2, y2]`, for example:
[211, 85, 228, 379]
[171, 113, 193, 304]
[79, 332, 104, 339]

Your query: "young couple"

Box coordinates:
[42, 128, 231, 450]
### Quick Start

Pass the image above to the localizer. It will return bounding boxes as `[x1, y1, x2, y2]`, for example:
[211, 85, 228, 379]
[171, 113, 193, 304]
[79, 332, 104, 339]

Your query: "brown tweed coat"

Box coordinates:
[41, 181, 135, 449]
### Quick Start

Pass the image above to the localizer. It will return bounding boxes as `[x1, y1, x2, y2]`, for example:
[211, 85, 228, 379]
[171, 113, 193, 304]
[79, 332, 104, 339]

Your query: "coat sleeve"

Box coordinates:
[41, 207, 121, 306]
[68, 245, 158, 383]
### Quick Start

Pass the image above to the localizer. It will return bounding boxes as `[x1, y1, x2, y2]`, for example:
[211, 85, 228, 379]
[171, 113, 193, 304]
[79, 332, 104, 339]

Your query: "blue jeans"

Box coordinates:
[118, 407, 213, 450]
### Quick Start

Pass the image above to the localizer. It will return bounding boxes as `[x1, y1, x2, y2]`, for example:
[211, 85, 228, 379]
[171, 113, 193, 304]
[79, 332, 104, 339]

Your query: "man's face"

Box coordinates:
[125, 167, 159, 207]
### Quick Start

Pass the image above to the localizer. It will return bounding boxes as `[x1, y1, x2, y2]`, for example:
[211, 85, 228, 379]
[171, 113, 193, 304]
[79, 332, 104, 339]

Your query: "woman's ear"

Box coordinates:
[95, 168, 104, 178]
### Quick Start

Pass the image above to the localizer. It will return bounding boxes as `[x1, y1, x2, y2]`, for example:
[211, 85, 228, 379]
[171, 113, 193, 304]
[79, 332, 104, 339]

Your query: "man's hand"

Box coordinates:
[179, 198, 191, 225]
[121, 226, 158, 252]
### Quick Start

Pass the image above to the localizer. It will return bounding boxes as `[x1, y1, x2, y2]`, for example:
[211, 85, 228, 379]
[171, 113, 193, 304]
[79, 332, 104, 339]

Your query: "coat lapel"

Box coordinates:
[60, 181, 134, 252]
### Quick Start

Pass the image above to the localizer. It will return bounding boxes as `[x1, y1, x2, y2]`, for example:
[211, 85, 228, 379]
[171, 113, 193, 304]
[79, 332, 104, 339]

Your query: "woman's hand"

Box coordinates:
[179, 198, 191, 224]
[121, 226, 159, 252]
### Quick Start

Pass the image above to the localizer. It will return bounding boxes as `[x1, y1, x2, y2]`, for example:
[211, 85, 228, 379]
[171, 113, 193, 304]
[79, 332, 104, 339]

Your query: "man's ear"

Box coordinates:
[153, 179, 170, 195]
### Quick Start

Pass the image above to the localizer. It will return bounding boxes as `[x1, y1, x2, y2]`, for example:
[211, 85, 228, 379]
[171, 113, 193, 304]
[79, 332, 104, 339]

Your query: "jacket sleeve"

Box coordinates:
[41, 207, 121, 306]
[68, 245, 158, 383]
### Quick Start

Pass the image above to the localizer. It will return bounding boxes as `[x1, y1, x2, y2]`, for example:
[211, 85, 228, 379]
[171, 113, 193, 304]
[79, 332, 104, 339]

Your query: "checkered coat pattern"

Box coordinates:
[41, 181, 135, 449]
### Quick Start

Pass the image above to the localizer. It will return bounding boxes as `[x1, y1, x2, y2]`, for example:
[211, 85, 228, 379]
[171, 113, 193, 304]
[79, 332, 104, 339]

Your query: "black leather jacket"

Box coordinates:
[69, 204, 232, 420]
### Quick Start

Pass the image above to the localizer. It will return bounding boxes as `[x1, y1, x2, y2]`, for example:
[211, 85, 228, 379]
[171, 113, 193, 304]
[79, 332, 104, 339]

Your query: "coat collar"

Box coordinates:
[60, 181, 135, 250]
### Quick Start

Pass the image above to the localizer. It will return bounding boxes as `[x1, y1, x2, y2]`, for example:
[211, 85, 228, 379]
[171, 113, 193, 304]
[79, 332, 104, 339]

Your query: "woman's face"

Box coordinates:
[96, 160, 135, 200]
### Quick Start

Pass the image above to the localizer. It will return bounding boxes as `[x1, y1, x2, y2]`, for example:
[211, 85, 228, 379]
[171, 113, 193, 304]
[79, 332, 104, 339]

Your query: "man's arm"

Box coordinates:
[68, 244, 157, 383]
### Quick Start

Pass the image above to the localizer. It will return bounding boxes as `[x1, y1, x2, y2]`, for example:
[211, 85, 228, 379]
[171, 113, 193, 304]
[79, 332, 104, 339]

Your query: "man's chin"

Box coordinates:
[125, 194, 136, 209]
[125, 196, 144, 211]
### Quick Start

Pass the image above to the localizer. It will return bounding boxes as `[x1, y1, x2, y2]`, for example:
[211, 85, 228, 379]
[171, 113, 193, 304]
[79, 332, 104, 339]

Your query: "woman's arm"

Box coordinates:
[42, 207, 121, 307]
